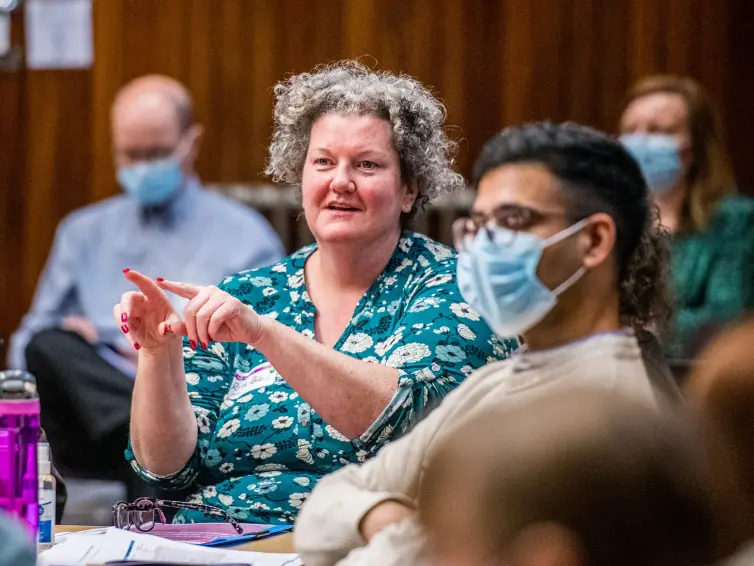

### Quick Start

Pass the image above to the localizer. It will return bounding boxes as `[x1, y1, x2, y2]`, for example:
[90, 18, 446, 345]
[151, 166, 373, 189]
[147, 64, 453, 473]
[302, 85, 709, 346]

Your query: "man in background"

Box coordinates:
[9, 75, 284, 490]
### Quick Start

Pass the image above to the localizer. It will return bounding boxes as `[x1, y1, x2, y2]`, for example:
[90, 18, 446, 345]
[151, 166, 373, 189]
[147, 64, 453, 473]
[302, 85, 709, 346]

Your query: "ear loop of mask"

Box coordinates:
[540, 217, 591, 248]
[552, 266, 587, 296]
[171, 132, 193, 164]
[541, 217, 591, 297]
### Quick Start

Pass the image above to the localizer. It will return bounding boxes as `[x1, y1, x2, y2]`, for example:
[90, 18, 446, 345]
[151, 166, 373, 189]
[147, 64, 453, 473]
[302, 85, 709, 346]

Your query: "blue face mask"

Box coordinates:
[457, 219, 589, 338]
[620, 133, 683, 195]
[117, 157, 184, 206]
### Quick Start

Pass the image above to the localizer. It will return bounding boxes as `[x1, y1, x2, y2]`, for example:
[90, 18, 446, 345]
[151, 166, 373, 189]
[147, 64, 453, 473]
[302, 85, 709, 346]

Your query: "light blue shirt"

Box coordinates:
[9, 178, 284, 370]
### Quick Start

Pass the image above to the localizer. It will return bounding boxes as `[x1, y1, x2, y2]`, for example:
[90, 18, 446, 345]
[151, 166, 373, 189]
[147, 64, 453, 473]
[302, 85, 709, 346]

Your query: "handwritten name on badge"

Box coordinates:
[227, 362, 277, 399]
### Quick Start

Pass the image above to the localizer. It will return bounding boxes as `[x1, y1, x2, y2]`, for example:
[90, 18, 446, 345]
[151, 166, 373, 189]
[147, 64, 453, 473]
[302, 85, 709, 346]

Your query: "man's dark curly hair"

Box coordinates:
[472, 122, 671, 332]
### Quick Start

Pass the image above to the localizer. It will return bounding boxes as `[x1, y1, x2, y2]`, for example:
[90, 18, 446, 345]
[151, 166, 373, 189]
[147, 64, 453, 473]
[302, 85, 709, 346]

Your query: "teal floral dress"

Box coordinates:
[126, 232, 517, 524]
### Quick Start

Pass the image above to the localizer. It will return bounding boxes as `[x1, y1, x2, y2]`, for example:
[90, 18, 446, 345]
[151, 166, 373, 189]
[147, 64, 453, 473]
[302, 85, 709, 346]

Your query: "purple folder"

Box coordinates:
[143, 523, 276, 545]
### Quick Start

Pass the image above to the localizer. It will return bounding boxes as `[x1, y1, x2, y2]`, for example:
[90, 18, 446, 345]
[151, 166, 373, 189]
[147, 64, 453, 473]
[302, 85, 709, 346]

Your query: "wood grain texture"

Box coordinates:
[0, 15, 26, 345]
[1, 0, 752, 344]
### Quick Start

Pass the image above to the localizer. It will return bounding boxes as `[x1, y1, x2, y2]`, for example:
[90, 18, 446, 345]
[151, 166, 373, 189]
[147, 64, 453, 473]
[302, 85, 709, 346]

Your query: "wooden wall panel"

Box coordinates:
[0, 10, 26, 349]
[1, 0, 752, 345]
[563, 1, 598, 126]
[725, 0, 754, 200]
[22, 71, 92, 297]
[90, 0, 124, 203]
[593, 1, 631, 129]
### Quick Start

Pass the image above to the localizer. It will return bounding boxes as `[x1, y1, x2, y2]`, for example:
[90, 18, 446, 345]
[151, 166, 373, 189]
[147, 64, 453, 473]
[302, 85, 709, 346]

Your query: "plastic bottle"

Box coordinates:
[0, 369, 40, 541]
[37, 442, 55, 551]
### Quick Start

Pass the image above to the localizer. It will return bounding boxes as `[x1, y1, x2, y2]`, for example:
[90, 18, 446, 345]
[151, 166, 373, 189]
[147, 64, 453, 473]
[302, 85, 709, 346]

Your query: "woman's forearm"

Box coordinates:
[130, 339, 198, 475]
[254, 318, 399, 438]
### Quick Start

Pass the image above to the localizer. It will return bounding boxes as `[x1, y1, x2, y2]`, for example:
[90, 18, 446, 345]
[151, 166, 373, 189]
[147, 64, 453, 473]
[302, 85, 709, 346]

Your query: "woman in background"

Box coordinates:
[619, 75, 754, 360]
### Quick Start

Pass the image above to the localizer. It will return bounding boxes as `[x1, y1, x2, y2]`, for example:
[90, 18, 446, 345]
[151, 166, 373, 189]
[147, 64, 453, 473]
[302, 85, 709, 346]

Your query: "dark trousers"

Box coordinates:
[25, 329, 166, 502]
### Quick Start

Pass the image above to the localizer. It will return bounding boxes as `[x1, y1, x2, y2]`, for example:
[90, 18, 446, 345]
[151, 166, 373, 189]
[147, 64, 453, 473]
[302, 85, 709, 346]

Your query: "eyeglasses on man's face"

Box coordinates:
[453, 204, 568, 251]
[112, 497, 244, 534]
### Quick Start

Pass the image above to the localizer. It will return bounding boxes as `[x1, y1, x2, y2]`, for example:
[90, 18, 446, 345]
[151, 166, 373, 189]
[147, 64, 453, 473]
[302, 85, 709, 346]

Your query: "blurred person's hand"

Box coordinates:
[359, 500, 415, 542]
[62, 316, 99, 344]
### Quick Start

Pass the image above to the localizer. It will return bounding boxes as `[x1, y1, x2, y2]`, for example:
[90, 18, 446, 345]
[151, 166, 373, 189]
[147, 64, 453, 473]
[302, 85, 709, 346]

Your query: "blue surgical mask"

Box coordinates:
[620, 133, 683, 194]
[457, 219, 589, 337]
[117, 157, 184, 206]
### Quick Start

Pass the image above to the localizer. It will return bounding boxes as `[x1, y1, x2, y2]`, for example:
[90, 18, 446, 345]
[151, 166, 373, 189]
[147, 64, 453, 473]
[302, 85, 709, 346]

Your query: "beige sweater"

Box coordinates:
[295, 331, 658, 566]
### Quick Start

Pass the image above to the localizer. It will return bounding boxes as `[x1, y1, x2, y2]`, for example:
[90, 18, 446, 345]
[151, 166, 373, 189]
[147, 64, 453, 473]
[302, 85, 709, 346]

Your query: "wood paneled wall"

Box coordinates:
[1, 0, 752, 345]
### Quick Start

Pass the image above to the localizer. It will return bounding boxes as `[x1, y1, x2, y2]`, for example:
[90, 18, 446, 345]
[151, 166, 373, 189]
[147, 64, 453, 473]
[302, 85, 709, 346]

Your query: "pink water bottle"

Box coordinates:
[0, 369, 40, 540]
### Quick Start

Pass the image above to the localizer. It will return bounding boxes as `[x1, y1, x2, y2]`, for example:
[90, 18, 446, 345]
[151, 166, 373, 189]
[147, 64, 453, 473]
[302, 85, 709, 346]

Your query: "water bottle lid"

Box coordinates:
[0, 370, 38, 399]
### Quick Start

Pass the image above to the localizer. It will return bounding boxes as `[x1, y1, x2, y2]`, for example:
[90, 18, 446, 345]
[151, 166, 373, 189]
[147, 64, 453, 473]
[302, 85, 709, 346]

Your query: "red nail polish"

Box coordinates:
[134, 343, 141, 350]
[156, 277, 164, 283]
[121, 313, 128, 323]
[121, 324, 129, 334]
[201, 342, 207, 350]
[189, 339, 197, 350]
[123, 268, 131, 273]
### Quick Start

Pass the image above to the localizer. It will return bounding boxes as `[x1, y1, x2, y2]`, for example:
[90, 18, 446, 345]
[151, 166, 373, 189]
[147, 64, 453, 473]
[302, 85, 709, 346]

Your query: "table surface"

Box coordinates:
[56, 525, 295, 553]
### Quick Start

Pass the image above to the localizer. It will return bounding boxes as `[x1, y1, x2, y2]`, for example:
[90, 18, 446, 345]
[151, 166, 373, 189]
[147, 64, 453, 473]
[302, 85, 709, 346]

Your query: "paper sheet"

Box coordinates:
[24, 0, 93, 70]
[55, 523, 288, 546]
[0, 13, 9, 57]
[39, 527, 302, 566]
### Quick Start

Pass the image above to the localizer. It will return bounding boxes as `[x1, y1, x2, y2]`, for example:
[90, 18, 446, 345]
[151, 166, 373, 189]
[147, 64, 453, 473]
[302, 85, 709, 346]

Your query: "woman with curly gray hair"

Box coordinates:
[266, 61, 465, 220]
[114, 61, 514, 525]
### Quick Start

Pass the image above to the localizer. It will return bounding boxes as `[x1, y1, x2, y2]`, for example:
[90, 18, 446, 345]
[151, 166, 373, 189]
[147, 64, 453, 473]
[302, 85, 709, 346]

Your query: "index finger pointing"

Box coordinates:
[158, 279, 201, 300]
[123, 269, 167, 301]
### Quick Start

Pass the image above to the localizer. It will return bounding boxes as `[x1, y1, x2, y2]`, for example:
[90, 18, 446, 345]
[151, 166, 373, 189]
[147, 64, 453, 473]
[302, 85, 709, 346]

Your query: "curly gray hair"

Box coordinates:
[265, 61, 465, 218]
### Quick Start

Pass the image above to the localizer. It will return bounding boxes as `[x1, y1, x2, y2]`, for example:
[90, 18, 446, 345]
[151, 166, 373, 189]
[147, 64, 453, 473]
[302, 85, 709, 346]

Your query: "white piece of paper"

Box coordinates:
[38, 527, 302, 566]
[24, 0, 93, 70]
[0, 13, 9, 57]
[53, 526, 109, 544]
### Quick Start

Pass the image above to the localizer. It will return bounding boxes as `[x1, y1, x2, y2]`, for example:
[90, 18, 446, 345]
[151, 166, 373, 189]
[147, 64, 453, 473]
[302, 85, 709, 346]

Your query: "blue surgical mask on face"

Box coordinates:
[620, 133, 683, 195]
[117, 157, 184, 206]
[457, 219, 589, 338]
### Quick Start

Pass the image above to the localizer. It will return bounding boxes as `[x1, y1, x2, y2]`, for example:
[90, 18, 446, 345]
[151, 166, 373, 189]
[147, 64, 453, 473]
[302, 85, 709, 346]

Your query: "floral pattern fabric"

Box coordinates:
[126, 232, 517, 524]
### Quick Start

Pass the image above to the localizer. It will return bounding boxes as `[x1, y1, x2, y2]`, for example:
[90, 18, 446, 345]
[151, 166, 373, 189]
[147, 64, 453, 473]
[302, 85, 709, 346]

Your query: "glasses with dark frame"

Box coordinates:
[113, 497, 244, 534]
[453, 204, 569, 251]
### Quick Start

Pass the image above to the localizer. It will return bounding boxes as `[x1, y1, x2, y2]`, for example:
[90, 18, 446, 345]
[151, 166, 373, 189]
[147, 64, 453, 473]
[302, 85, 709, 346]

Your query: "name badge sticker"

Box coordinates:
[227, 362, 277, 399]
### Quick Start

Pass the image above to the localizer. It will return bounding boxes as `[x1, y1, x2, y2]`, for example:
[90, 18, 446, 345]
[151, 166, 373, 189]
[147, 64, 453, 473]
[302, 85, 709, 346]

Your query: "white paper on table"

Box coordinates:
[38, 527, 302, 566]
[53, 526, 109, 544]
[24, 0, 93, 70]
[0, 13, 9, 57]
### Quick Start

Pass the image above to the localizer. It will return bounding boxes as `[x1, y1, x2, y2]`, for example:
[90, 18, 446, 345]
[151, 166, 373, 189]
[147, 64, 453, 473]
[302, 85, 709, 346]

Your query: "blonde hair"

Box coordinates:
[620, 75, 736, 233]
